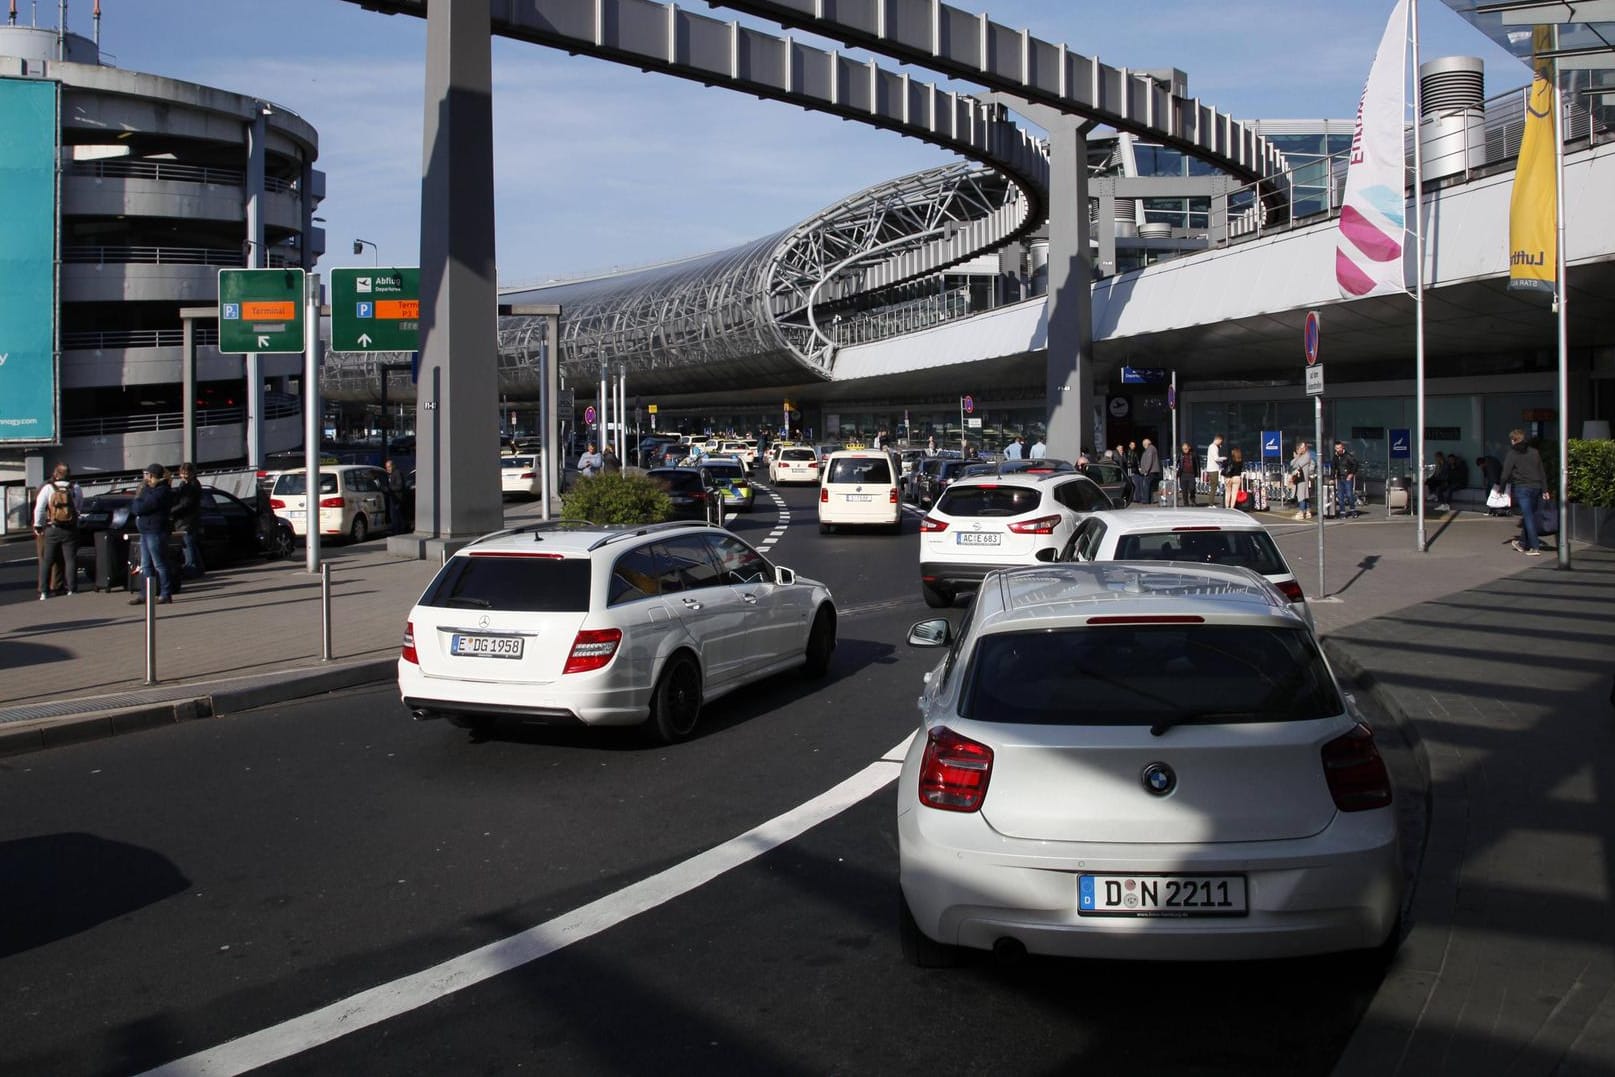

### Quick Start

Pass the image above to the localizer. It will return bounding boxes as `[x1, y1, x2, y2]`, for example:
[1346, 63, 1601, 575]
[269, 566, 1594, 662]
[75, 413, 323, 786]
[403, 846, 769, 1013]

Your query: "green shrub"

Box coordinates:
[1568, 439, 1615, 506]
[561, 471, 672, 525]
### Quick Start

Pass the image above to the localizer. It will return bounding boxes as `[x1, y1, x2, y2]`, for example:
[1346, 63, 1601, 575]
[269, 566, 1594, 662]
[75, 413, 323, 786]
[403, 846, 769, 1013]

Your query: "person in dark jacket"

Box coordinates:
[1477, 454, 1505, 516]
[172, 462, 205, 578]
[1222, 447, 1247, 509]
[1497, 430, 1548, 556]
[383, 458, 408, 535]
[129, 463, 175, 603]
[1177, 442, 1199, 507]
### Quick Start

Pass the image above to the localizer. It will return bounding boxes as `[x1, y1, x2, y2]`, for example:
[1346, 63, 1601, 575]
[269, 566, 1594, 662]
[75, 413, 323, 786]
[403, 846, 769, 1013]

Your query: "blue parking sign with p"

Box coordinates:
[356, 301, 373, 319]
[222, 302, 240, 320]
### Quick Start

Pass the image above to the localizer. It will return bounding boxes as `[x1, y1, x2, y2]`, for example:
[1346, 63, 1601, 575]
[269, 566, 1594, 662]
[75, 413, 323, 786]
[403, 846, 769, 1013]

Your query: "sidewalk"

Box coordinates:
[2, 505, 1612, 1073]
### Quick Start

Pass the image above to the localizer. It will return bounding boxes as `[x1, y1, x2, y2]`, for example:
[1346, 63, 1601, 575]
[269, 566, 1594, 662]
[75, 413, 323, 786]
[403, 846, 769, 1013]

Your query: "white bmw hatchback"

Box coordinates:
[399, 521, 835, 743]
[897, 562, 1401, 966]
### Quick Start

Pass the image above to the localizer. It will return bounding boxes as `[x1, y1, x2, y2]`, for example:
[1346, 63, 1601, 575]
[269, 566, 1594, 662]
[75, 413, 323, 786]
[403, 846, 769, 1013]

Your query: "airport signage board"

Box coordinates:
[218, 269, 306, 354]
[330, 268, 420, 352]
[0, 78, 60, 445]
[1121, 366, 1169, 384]
[1389, 428, 1412, 459]
[1261, 431, 1281, 459]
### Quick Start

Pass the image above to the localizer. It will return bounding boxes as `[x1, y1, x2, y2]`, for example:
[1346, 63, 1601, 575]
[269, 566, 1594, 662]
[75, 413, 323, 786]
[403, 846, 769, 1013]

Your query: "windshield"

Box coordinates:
[421, 555, 592, 612]
[958, 625, 1342, 726]
[827, 458, 892, 484]
[936, 486, 1041, 517]
[1114, 529, 1288, 576]
[272, 473, 338, 496]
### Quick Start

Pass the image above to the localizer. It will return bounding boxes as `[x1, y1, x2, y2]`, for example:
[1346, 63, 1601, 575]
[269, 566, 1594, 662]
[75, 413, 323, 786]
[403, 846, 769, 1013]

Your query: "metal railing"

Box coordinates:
[67, 158, 298, 193]
[826, 286, 976, 347]
[63, 246, 295, 268]
[61, 327, 221, 350]
[62, 406, 246, 438]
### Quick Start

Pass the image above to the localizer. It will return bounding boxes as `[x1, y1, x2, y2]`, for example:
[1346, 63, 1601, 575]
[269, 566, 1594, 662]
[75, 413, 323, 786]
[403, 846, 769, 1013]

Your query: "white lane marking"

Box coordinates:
[141, 740, 911, 1077]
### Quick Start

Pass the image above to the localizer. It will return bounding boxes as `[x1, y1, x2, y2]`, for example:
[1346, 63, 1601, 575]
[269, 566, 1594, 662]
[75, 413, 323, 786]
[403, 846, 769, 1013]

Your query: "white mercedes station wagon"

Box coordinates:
[399, 521, 836, 743]
[897, 562, 1401, 966]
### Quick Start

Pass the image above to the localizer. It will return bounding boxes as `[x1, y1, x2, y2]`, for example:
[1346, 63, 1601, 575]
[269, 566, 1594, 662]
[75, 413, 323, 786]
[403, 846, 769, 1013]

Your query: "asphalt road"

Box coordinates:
[1, 481, 1395, 1076]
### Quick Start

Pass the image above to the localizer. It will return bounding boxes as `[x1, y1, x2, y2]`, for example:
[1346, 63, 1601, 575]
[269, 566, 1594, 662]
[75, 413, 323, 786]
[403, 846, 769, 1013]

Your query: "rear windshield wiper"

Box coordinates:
[445, 597, 492, 609]
[1150, 710, 1269, 737]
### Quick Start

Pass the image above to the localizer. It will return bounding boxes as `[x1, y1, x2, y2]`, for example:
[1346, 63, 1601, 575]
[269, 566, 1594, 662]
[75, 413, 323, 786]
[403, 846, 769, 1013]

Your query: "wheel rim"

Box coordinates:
[352, 516, 367, 542]
[664, 661, 700, 736]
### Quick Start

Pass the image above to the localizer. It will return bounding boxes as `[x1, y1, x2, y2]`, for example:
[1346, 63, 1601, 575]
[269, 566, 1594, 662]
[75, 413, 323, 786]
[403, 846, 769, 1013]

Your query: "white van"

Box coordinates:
[817, 450, 902, 534]
[269, 464, 390, 543]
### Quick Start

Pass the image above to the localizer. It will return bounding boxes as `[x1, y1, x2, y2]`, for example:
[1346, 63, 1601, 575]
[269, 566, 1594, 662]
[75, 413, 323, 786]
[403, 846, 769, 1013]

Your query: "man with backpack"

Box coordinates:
[33, 463, 83, 600]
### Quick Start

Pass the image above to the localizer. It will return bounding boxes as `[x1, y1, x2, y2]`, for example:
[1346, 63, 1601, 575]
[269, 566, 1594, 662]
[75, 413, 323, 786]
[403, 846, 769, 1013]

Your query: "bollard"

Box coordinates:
[144, 572, 157, 685]
[320, 561, 332, 662]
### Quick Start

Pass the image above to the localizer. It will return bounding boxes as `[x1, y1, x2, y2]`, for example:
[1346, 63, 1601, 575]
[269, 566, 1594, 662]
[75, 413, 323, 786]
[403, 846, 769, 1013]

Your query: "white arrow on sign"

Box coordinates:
[357, 333, 373, 348]
[257, 335, 271, 348]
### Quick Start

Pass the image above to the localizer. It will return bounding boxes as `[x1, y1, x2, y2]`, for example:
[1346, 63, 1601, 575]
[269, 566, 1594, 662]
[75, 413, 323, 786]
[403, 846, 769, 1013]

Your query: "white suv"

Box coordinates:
[918, 471, 1115, 608]
[398, 521, 835, 743]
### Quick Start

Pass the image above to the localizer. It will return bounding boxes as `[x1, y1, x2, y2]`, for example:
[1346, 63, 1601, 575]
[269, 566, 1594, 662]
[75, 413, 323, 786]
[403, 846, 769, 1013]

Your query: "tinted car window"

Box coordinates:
[959, 625, 1342, 726]
[936, 486, 1042, 517]
[781, 448, 817, 462]
[609, 545, 663, 605]
[1116, 529, 1288, 575]
[827, 457, 892, 484]
[503, 456, 535, 469]
[650, 470, 703, 493]
[706, 535, 770, 584]
[1083, 463, 1125, 486]
[422, 554, 592, 612]
[273, 473, 339, 496]
[701, 463, 746, 483]
[655, 534, 722, 592]
[1052, 477, 1103, 513]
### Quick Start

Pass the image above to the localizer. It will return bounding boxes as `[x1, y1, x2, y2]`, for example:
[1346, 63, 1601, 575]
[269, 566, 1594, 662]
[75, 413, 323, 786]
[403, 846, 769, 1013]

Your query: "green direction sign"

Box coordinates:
[218, 268, 306, 354]
[330, 267, 421, 352]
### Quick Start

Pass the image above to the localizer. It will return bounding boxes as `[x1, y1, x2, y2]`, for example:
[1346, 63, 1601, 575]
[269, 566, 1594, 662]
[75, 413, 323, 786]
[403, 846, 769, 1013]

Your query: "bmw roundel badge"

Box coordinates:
[1141, 762, 1176, 796]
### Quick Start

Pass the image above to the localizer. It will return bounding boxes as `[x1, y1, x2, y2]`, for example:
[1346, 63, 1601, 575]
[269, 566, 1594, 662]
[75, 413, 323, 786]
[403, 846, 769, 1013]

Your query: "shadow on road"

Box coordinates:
[0, 833, 190, 958]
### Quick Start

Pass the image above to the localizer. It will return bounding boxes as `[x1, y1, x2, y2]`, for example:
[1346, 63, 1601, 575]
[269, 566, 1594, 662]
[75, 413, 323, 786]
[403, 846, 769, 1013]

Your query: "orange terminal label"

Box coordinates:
[241, 301, 297, 320]
[375, 299, 420, 320]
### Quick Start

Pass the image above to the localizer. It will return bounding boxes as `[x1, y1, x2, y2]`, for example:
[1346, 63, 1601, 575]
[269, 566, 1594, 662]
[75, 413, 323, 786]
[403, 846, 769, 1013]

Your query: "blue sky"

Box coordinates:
[75, 1, 1524, 287]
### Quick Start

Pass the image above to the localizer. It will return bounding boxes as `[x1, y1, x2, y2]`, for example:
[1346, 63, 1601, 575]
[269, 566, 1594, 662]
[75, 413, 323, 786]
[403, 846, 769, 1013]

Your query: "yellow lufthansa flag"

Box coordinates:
[1508, 27, 1557, 298]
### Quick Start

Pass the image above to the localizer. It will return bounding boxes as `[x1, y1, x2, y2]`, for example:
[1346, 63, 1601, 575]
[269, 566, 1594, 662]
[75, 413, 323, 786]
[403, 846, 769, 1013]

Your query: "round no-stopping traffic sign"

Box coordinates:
[962, 394, 975, 415]
[1303, 310, 1321, 366]
[584, 405, 598, 425]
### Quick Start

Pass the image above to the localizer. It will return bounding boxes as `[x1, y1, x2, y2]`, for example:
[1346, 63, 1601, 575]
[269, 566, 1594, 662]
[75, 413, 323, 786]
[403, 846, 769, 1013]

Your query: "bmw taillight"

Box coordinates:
[918, 727, 993, 812]
[1007, 514, 1061, 535]
[919, 516, 948, 533]
[1275, 578, 1306, 603]
[319, 496, 344, 509]
[820, 487, 829, 503]
[269, 498, 286, 510]
[401, 621, 418, 664]
[1321, 722, 1393, 812]
[563, 628, 622, 674]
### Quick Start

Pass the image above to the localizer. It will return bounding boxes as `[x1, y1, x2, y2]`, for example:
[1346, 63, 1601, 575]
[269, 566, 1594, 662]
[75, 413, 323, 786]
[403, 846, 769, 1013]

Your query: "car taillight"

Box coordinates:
[1321, 722, 1393, 812]
[520, 471, 535, 479]
[269, 498, 286, 510]
[1275, 578, 1306, 603]
[889, 487, 899, 503]
[319, 496, 344, 508]
[918, 726, 993, 812]
[820, 487, 829, 503]
[692, 489, 707, 501]
[1007, 514, 1061, 535]
[919, 516, 948, 533]
[401, 621, 418, 664]
[808, 460, 820, 468]
[563, 628, 622, 674]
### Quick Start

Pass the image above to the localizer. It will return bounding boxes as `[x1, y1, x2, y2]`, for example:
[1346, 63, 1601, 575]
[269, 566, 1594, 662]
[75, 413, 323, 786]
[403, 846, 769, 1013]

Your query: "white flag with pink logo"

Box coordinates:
[1336, 0, 1409, 298]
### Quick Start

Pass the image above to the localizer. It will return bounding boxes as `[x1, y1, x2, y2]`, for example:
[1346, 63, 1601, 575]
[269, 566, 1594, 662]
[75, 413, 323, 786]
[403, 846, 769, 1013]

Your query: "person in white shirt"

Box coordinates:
[1203, 434, 1226, 505]
[33, 462, 84, 600]
[1028, 438, 1047, 459]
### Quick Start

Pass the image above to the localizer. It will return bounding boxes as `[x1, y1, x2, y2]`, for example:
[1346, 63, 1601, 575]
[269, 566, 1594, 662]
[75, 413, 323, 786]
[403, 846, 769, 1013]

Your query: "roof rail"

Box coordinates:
[467, 519, 599, 547]
[585, 519, 715, 551]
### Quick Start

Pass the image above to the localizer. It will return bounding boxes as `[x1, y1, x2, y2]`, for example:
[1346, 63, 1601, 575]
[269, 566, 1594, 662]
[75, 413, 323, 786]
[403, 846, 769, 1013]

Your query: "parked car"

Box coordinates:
[912, 457, 975, 509]
[268, 464, 390, 544]
[717, 440, 759, 470]
[1052, 508, 1312, 626]
[398, 520, 837, 743]
[1079, 460, 1129, 504]
[917, 471, 1114, 608]
[647, 467, 722, 524]
[817, 450, 902, 534]
[698, 459, 755, 513]
[769, 446, 822, 485]
[500, 454, 543, 499]
[897, 561, 1400, 966]
[75, 484, 296, 567]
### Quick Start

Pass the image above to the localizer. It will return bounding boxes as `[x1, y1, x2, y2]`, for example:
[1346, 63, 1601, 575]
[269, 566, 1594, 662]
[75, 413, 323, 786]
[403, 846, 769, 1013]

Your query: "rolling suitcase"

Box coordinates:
[93, 529, 129, 592]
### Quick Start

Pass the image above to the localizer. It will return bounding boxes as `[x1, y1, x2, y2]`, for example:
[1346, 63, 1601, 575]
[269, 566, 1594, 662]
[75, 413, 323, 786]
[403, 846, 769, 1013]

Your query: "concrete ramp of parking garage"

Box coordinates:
[2, 505, 1613, 1073]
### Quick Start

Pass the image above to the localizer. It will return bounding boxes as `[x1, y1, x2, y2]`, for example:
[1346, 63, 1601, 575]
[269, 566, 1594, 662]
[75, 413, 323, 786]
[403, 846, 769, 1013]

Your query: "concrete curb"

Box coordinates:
[1324, 636, 1460, 1077]
[0, 658, 396, 758]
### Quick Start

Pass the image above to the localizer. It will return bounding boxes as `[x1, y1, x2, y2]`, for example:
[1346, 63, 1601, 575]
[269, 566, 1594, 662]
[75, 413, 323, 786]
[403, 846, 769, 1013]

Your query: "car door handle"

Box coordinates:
[681, 598, 703, 610]
[740, 593, 758, 604]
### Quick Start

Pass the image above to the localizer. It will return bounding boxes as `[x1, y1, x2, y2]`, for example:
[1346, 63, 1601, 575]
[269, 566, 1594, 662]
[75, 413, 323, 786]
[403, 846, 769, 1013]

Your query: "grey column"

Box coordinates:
[1045, 121, 1098, 460]
[407, 0, 503, 550]
[245, 109, 267, 468]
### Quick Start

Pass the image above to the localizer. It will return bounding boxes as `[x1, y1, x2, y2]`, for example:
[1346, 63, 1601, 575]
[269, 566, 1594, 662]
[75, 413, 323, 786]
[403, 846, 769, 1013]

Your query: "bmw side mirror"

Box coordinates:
[774, 565, 796, 586]
[906, 618, 952, 647]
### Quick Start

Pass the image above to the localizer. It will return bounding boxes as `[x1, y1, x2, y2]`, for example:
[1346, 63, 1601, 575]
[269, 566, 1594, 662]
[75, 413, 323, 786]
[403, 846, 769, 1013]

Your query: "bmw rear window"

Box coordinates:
[1114, 530, 1288, 576]
[937, 486, 1041, 517]
[959, 625, 1341, 726]
[421, 555, 592, 612]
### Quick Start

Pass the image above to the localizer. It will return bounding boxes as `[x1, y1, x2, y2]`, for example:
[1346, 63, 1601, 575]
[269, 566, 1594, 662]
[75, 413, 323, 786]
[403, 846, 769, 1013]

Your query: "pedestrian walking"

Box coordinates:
[1497, 429, 1548, 557]
[383, 458, 408, 535]
[1222, 446, 1246, 509]
[172, 462, 206, 578]
[1028, 436, 1047, 459]
[33, 462, 83, 601]
[1289, 440, 1316, 519]
[1137, 438, 1162, 504]
[1204, 434, 1226, 506]
[1004, 436, 1024, 460]
[577, 441, 605, 478]
[128, 463, 175, 604]
[1333, 441, 1360, 518]
[1177, 442, 1199, 507]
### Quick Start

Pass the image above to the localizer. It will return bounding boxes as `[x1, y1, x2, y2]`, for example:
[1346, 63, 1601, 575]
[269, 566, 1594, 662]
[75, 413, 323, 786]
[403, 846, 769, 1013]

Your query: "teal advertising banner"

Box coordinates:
[0, 77, 59, 444]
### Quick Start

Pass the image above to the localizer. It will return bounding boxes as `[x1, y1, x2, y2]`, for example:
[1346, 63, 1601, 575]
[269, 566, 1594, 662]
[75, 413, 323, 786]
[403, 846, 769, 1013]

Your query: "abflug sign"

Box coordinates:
[0, 77, 59, 445]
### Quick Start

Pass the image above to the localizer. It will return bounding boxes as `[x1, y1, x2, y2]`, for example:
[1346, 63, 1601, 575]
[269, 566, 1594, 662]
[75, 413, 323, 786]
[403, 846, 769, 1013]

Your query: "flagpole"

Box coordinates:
[1551, 28, 1571, 569]
[1410, 0, 1428, 554]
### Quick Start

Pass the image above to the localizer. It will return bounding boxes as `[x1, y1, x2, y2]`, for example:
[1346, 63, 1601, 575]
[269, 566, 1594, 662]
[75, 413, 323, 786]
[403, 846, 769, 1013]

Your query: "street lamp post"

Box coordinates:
[352, 238, 380, 266]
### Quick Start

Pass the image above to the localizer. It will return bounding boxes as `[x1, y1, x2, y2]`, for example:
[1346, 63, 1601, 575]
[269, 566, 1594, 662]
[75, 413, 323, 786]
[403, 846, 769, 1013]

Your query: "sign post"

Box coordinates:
[301, 273, 322, 574]
[961, 394, 974, 454]
[1304, 310, 1324, 597]
[1388, 427, 1411, 520]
